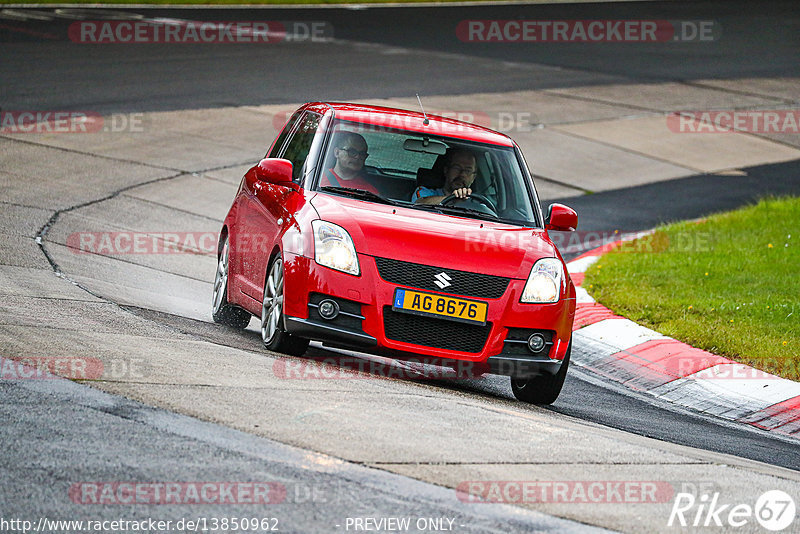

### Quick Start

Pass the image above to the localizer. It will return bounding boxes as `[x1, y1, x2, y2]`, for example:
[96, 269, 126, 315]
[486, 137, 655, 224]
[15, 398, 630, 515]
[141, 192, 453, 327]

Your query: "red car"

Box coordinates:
[212, 102, 578, 404]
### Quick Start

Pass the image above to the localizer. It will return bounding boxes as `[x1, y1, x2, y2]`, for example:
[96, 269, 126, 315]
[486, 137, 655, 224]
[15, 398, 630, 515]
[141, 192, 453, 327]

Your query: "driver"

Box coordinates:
[413, 148, 477, 204]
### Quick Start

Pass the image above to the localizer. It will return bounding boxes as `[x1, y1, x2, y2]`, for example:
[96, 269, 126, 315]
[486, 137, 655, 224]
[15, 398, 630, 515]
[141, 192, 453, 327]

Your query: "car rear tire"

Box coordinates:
[212, 236, 251, 329]
[261, 256, 309, 356]
[510, 341, 571, 405]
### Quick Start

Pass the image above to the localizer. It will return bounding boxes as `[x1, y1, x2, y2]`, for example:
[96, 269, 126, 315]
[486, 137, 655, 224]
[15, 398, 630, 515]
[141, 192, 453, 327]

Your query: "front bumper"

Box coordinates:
[282, 252, 575, 374]
[284, 316, 377, 348]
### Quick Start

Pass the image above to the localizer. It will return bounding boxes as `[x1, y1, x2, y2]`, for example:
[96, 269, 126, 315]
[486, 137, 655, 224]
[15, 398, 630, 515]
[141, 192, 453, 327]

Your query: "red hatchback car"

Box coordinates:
[212, 102, 578, 404]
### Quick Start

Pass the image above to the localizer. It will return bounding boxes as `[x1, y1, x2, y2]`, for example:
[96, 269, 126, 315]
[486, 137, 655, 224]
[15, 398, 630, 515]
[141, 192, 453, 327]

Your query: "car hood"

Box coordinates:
[310, 194, 560, 279]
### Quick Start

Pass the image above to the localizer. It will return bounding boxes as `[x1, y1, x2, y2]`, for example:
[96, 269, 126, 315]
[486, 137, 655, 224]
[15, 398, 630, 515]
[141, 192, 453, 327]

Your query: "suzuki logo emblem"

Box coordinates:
[433, 272, 452, 289]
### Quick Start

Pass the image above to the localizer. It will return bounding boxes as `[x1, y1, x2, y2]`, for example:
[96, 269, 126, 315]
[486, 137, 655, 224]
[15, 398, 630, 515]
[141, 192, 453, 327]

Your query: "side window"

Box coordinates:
[281, 112, 322, 182]
[267, 110, 303, 158]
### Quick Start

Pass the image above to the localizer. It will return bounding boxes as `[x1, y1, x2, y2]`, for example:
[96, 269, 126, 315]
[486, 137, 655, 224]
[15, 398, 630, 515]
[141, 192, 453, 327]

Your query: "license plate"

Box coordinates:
[392, 288, 488, 325]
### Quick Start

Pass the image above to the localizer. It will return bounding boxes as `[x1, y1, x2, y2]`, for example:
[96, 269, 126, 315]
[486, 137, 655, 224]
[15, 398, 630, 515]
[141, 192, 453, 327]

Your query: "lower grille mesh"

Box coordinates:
[382, 306, 491, 353]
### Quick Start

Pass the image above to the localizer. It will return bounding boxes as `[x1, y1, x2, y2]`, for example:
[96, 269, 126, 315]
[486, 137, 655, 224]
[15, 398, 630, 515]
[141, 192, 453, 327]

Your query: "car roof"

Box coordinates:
[301, 102, 515, 147]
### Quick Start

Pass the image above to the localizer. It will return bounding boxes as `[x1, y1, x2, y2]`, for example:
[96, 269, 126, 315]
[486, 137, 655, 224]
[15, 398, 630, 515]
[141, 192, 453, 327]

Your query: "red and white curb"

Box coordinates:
[566, 235, 800, 439]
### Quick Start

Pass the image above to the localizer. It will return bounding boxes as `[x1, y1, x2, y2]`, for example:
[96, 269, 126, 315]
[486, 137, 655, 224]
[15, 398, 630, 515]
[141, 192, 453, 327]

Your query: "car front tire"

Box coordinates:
[261, 256, 309, 356]
[212, 236, 251, 329]
[510, 341, 571, 405]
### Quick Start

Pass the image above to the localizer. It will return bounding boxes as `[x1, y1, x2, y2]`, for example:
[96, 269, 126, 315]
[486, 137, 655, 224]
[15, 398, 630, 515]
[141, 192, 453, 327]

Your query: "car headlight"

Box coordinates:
[520, 258, 563, 303]
[312, 220, 360, 276]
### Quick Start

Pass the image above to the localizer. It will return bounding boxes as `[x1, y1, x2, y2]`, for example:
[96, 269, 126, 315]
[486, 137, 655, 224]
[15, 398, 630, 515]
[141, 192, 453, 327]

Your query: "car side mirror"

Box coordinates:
[255, 158, 293, 185]
[546, 203, 578, 232]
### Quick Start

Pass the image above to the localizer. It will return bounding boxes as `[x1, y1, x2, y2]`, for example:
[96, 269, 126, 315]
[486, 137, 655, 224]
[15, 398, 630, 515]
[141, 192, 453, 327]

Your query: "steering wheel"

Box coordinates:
[440, 193, 497, 215]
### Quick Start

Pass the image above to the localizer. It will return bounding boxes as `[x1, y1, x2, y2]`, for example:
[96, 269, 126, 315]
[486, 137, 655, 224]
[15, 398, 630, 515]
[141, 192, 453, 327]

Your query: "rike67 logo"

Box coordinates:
[668, 490, 796, 531]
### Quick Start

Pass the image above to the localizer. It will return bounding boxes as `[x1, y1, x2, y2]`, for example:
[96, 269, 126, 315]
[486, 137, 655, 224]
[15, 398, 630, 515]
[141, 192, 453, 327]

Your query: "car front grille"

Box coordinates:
[382, 306, 492, 353]
[374, 257, 510, 299]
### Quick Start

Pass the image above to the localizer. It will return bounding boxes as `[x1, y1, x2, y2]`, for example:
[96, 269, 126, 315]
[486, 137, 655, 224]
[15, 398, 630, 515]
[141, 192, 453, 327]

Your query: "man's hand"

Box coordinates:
[451, 187, 472, 199]
[414, 187, 473, 205]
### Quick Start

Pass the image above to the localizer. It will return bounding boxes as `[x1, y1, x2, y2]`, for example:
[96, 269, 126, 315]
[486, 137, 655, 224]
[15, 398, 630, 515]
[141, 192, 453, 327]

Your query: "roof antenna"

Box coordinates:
[416, 93, 429, 126]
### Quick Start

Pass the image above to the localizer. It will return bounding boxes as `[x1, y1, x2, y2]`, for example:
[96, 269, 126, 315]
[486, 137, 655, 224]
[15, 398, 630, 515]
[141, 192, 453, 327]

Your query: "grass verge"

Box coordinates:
[583, 196, 799, 381]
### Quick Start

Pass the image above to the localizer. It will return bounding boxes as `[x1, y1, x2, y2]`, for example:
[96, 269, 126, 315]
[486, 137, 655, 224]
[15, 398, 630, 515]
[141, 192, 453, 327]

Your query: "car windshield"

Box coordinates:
[314, 119, 541, 226]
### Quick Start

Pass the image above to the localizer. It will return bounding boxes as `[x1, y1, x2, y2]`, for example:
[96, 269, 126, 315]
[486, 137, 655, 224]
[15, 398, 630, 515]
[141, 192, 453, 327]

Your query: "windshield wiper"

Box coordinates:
[375, 167, 415, 176]
[412, 202, 500, 222]
[320, 186, 397, 205]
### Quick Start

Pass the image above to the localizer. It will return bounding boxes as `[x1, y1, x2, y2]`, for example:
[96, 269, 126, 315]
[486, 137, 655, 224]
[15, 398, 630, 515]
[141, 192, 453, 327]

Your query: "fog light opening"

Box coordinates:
[318, 299, 340, 320]
[527, 333, 546, 353]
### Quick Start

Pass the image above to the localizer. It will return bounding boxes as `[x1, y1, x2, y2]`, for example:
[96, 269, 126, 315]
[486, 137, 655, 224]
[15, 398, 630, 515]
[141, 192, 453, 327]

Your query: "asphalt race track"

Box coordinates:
[2, 1, 800, 533]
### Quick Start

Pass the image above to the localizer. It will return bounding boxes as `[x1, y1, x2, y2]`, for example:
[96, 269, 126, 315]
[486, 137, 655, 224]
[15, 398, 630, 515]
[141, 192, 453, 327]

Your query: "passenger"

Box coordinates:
[320, 132, 380, 194]
[413, 148, 477, 204]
